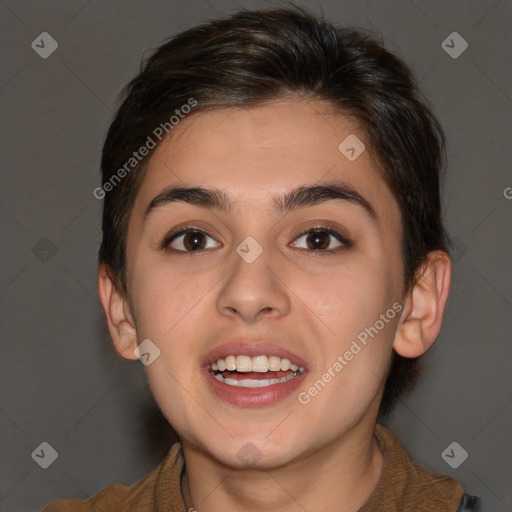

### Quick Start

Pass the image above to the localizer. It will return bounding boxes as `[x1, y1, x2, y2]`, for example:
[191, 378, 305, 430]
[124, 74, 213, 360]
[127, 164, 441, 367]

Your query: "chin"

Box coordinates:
[200, 434, 302, 471]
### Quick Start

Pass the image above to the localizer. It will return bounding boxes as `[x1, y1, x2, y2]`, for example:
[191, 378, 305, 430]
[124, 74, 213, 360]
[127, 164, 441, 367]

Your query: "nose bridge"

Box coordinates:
[231, 231, 274, 292]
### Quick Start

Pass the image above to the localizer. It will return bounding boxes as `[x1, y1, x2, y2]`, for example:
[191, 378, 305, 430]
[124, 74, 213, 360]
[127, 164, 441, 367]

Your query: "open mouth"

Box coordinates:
[208, 355, 305, 388]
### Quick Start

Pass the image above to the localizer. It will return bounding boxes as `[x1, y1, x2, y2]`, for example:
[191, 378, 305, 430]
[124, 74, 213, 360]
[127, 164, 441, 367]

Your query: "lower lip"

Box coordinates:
[202, 367, 308, 407]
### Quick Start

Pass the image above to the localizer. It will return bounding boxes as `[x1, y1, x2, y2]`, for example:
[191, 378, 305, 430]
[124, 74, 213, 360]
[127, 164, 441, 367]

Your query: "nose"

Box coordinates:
[216, 241, 291, 323]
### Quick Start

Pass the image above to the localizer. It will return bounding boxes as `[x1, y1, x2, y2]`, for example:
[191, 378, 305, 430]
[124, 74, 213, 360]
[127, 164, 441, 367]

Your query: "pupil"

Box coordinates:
[308, 231, 328, 250]
[184, 232, 205, 251]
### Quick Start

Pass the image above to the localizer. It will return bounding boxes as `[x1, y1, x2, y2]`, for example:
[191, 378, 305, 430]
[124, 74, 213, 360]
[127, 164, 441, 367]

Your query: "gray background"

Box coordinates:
[0, 0, 510, 510]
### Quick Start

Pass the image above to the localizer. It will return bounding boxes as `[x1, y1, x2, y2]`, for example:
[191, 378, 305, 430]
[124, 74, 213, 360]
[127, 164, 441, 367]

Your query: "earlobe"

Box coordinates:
[393, 251, 452, 358]
[98, 264, 138, 361]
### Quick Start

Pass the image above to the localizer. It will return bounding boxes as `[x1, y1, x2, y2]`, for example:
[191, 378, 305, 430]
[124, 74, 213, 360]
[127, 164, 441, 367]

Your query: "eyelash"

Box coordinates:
[160, 224, 352, 257]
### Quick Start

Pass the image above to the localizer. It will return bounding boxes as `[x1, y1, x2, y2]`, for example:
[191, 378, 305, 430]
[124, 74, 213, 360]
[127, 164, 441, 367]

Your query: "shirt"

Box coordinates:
[41, 424, 479, 511]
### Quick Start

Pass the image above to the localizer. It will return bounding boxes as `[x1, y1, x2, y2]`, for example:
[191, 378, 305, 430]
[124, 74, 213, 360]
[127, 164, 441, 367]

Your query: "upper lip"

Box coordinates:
[202, 339, 308, 369]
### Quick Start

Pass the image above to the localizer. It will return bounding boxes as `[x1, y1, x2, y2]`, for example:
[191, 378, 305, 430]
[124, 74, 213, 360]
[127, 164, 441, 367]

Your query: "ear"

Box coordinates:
[98, 264, 138, 361]
[393, 250, 452, 358]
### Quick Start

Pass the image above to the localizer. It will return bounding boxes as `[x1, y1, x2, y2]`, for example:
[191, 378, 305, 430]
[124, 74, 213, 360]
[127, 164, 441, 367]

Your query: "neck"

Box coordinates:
[180, 420, 383, 512]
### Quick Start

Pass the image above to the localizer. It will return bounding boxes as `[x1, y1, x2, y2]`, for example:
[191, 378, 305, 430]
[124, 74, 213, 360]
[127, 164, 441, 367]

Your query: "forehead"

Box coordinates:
[134, 99, 398, 221]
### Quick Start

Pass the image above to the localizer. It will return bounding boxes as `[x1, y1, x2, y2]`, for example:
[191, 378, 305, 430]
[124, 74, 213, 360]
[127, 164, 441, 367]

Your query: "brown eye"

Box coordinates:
[163, 228, 220, 253]
[291, 227, 351, 252]
[305, 231, 331, 250]
[181, 231, 207, 251]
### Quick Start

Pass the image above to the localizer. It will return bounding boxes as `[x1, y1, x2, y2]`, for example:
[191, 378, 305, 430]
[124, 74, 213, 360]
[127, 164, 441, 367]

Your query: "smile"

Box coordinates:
[209, 355, 305, 388]
[202, 342, 308, 407]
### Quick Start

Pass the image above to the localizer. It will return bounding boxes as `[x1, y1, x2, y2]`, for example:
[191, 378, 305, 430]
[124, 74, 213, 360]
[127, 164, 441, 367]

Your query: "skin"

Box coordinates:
[98, 99, 451, 511]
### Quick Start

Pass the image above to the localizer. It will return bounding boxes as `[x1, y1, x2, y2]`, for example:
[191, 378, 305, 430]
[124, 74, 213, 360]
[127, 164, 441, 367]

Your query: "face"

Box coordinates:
[122, 99, 404, 469]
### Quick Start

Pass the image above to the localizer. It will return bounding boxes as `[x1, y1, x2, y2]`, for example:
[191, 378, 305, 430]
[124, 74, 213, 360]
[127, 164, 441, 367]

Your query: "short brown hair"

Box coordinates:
[99, 6, 449, 416]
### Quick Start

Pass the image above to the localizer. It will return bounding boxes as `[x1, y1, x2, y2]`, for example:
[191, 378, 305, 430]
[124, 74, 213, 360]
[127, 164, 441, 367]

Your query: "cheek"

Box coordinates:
[127, 257, 224, 384]
[303, 257, 396, 339]
[300, 256, 398, 403]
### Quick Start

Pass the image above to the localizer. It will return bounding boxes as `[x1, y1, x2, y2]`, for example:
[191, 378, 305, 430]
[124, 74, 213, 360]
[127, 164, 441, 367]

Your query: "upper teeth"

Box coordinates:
[211, 355, 303, 373]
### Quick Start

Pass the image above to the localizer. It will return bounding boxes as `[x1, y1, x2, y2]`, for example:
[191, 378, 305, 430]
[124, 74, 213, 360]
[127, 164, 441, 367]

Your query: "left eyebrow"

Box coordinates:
[144, 181, 377, 222]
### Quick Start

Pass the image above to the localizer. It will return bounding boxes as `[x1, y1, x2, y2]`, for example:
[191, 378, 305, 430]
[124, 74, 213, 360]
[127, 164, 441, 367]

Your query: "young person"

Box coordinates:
[42, 6, 481, 511]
